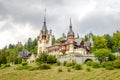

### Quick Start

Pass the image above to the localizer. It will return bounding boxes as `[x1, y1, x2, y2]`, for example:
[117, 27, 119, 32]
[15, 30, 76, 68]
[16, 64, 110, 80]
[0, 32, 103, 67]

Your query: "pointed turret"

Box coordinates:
[41, 9, 48, 36]
[67, 18, 74, 37]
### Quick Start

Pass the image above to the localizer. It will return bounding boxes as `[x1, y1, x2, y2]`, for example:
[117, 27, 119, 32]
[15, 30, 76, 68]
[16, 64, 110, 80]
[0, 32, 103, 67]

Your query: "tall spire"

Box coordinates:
[41, 9, 48, 36]
[67, 18, 74, 37]
[70, 18, 72, 28]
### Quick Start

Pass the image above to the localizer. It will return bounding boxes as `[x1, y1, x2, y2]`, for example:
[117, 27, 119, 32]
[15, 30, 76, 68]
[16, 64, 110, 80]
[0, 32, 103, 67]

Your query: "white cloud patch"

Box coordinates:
[0, 16, 38, 48]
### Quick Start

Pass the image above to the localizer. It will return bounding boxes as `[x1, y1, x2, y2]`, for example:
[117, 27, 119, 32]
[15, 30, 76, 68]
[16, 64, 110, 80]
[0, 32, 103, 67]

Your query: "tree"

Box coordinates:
[112, 31, 120, 52]
[104, 34, 113, 50]
[55, 37, 62, 43]
[36, 52, 48, 64]
[52, 35, 56, 44]
[94, 48, 112, 63]
[93, 36, 107, 49]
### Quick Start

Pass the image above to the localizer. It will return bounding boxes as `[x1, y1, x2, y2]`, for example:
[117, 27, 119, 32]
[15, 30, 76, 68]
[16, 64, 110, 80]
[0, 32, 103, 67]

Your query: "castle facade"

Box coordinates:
[37, 15, 93, 56]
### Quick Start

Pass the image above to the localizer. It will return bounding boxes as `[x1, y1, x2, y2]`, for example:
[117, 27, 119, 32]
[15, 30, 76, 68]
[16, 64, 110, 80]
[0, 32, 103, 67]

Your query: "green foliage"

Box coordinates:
[21, 61, 28, 66]
[108, 54, 116, 61]
[14, 57, 22, 64]
[105, 66, 114, 70]
[47, 55, 56, 64]
[113, 59, 120, 69]
[36, 52, 48, 64]
[94, 48, 112, 63]
[66, 62, 72, 67]
[0, 64, 10, 69]
[104, 34, 113, 50]
[63, 61, 67, 66]
[38, 64, 51, 70]
[55, 37, 62, 43]
[93, 36, 108, 49]
[86, 67, 91, 72]
[56, 61, 61, 66]
[92, 62, 100, 68]
[36, 52, 57, 65]
[74, 64, 82, 70]
[15, 65, 32, 70]
[86, 61, 93, 66]
[101, 61, 113, 68]
[112, 31, 120, 52]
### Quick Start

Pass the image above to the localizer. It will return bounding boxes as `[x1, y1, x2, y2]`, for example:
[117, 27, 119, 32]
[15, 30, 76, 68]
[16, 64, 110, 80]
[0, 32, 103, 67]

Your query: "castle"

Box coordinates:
[37, 13, 93, 56]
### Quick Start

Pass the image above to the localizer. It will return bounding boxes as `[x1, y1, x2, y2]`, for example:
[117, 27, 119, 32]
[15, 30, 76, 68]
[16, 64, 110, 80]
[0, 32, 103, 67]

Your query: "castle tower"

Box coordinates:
[67, 18, 74, 53]
[37, 10, 51, 56]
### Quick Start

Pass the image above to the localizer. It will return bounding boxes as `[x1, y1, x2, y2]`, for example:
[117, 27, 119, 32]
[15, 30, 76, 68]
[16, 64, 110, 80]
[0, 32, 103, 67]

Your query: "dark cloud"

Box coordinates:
[74, 12, 120, 35]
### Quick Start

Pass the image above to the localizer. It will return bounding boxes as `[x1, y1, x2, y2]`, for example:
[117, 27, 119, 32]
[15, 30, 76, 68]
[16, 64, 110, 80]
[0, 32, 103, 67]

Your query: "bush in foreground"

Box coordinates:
[113, 59, 120, 69]
[38, 63, 51, 70]
[21, 61, 28, 66]
[56, 61, 61, 66]
[105, 66, 114, 70]
[86, 61, 93, 66]
[74, 64, 82, 70]
[86, 67, 91, 72]
[0, 64, 10, 69]
[92, 62, 100, 68]
[66, 62, 73, 67]
[101, 61, 113, 68]
[15, 65, 32, 70]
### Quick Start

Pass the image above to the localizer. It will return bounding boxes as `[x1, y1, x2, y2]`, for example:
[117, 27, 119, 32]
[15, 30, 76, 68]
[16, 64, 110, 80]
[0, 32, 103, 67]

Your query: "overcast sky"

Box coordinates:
[0, 0, 120, 49]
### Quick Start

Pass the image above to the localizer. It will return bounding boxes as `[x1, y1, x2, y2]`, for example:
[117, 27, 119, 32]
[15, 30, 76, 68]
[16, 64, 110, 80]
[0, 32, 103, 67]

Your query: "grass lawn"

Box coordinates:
[0, 63, 120, 80]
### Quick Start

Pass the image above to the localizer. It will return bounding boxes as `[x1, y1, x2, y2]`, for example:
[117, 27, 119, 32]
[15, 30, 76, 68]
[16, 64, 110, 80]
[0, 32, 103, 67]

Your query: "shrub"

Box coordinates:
[18, 57, 22, 64]
[67, 67, 71, 72]
[56, 61, 61, 66]
[74, 64, 82, 70]
[108, 54, 116, 61]
[71, 60, 76, 68]
[63, 61, 67, 66]
[36, 52, 48, 64]
[101, 61, 113, 68]
[66, 62, 72, 67]
[57, 67, 63, 72]
[105, 66, 114, 70]
[86, 61, 93, 66]
[21, 61, 28, 66]
[113, 59, 120, 68]
[14, 57, 22, 64]
[36, 52, 57, 64]
[38, 64, 51, 70]
[15, 65, 32, 70]
[47, 55, 57, 64]
[1, 64, 10, 69]
[92, 62, 100, 68]
[86, 67, 91, 72]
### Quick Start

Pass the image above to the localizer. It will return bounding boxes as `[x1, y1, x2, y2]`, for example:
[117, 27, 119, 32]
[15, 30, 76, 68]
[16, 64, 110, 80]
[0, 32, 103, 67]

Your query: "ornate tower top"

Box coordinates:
[67, 18, 74, 37]
[41, 9, 48, 36]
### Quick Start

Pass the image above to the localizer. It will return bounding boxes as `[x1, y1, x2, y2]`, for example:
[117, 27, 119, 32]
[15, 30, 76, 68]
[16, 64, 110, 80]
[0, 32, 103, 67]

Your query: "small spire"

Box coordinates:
[70, 18, 72, 28]
[44, 9, 46, 23]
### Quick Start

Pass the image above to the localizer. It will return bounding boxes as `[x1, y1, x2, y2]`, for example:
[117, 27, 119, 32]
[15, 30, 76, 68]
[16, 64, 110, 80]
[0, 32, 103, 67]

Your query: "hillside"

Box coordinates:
[0, 64, 120, 80]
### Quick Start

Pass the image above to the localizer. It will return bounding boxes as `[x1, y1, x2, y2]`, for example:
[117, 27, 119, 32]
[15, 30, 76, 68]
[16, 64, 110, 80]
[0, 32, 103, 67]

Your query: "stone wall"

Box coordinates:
[57, 53, 97, 64]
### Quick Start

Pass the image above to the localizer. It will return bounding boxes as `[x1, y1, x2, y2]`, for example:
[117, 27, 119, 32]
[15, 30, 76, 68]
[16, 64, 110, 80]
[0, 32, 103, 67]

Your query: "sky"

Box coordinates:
[0, 0, 120, 49]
